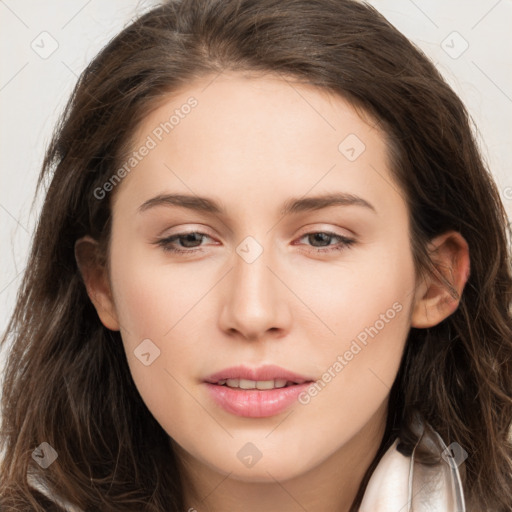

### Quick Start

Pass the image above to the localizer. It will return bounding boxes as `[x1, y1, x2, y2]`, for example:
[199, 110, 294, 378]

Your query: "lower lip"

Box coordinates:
[204, 382, 313, 418]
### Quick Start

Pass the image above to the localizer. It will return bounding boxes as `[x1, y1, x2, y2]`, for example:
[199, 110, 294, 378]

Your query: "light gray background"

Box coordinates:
[1, 0, 511, 380]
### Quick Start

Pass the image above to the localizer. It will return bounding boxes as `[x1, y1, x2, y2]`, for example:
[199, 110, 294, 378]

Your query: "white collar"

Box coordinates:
[360, 420, 466, 511]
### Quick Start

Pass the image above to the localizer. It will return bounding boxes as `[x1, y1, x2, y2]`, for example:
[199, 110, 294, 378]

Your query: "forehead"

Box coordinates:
[111, 72, 401, 219]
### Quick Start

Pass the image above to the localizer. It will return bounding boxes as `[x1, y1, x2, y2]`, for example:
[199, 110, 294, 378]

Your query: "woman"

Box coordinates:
[1, 0, 511, 510]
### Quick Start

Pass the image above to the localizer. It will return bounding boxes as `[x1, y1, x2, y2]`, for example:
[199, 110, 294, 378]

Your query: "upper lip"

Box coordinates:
[204, 364, 315, 384]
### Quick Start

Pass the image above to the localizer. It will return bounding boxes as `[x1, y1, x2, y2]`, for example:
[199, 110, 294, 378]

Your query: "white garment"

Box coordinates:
[359, 433, 466, 511]
[28, 420, 466, 511]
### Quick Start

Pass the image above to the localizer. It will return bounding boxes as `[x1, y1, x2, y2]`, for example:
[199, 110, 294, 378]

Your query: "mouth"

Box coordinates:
[211, 378, 312, 389]
[204, 364, 315, 388]
[203, 365, 316, 418]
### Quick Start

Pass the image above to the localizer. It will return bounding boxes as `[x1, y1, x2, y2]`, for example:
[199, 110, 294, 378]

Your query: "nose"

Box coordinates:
[218, 238, 292, 342]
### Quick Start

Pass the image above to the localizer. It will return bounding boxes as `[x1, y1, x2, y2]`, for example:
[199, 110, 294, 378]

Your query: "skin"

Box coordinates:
[75, 72, 470, 512]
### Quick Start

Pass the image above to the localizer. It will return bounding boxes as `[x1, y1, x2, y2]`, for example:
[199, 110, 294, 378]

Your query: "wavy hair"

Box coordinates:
[1, 0, 511, 510]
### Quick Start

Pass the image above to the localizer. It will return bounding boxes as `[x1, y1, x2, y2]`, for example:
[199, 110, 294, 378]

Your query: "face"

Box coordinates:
[102, 72, 419, 482]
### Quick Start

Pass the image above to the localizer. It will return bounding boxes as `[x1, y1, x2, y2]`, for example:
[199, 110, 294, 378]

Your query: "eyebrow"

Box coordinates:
[137, 192, 376, 216]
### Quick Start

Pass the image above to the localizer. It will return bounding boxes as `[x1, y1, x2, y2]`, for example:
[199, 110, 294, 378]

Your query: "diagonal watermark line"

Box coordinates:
[61, 0, 93, 29]
[163, 162, 232, 235]
[407, 0, 439, 29]
[0, 203, 29, 233]
[278, 72, 337, 131]
[471, 0, 502, 30]
[60, 60, 79, 78]
[0, 0, 29, 28]
[265, 410, 295, 438]
[198, 470, 233, 503]
[368, 163, 406, 204]
[163, 368, 234, 438]
[472, 61, 512, 104]
[265, 265, 336, 335]
[0, 62, 29, 92]
[368, 367, 390, 390]
[265, 163, 337, 236]
[265, 470, 310, 511]
[201, 68, 225, 93]
[0, 268, 24, 296]
[61, 60, 102, 103]
[163, 267, 234, 337]
[397, 481, 430, 512]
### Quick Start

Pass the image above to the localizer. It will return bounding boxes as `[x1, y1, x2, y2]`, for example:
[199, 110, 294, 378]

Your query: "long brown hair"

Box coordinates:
[1, 0, 511, 510]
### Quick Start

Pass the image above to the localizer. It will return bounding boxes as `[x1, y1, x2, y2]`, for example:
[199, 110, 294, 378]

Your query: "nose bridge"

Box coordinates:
[219, 234, 287, 338]
[234, 234, 277, 309]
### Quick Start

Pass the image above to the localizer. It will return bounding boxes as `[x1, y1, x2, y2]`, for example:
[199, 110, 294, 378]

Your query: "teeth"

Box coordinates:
[239, 378, 256, 389]
[220, 378, 292, 389]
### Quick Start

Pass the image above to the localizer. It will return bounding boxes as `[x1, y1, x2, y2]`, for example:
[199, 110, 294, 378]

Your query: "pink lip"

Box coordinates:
[203, 364, 316, 418]
[205, 382, 313, 417]
[204, 364, 314, 384]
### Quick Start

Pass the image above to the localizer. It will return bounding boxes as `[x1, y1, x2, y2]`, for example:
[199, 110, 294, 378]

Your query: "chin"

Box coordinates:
[204, 451, 315, 483]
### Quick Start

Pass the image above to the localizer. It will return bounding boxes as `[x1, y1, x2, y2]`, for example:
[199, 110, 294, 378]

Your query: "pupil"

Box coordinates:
[311, 233, 329, 247]
[182, 233, 201, 247]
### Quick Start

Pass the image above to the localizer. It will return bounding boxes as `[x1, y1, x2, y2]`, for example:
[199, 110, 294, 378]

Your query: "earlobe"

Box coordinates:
[411, 231, 470, 329]
[74, 235, 120, 331]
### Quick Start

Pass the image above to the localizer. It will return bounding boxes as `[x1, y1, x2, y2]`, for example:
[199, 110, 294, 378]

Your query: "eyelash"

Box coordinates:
[154, 231, 355, 255]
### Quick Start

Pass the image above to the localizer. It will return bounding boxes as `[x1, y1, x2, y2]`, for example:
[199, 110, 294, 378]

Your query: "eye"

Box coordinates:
[155, 231, 213, 254]
[153, 230, 355, 255]
[295, 231, 355, 253]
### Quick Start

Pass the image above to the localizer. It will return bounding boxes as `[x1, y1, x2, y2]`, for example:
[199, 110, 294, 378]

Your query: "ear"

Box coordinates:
[74, 235, 120, 331]
[411, 231, 470, 329]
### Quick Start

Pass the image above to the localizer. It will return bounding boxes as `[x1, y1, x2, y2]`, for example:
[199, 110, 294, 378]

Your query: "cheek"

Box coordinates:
[107, 237, 201, 399]
[296, 237, 415, 436]
[304, 233, 411, 341]
[301, 235, 415, 349]
[109, 233, 207, 339]
[109, 251, 206, 435]
[299, 299, 409, 456]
